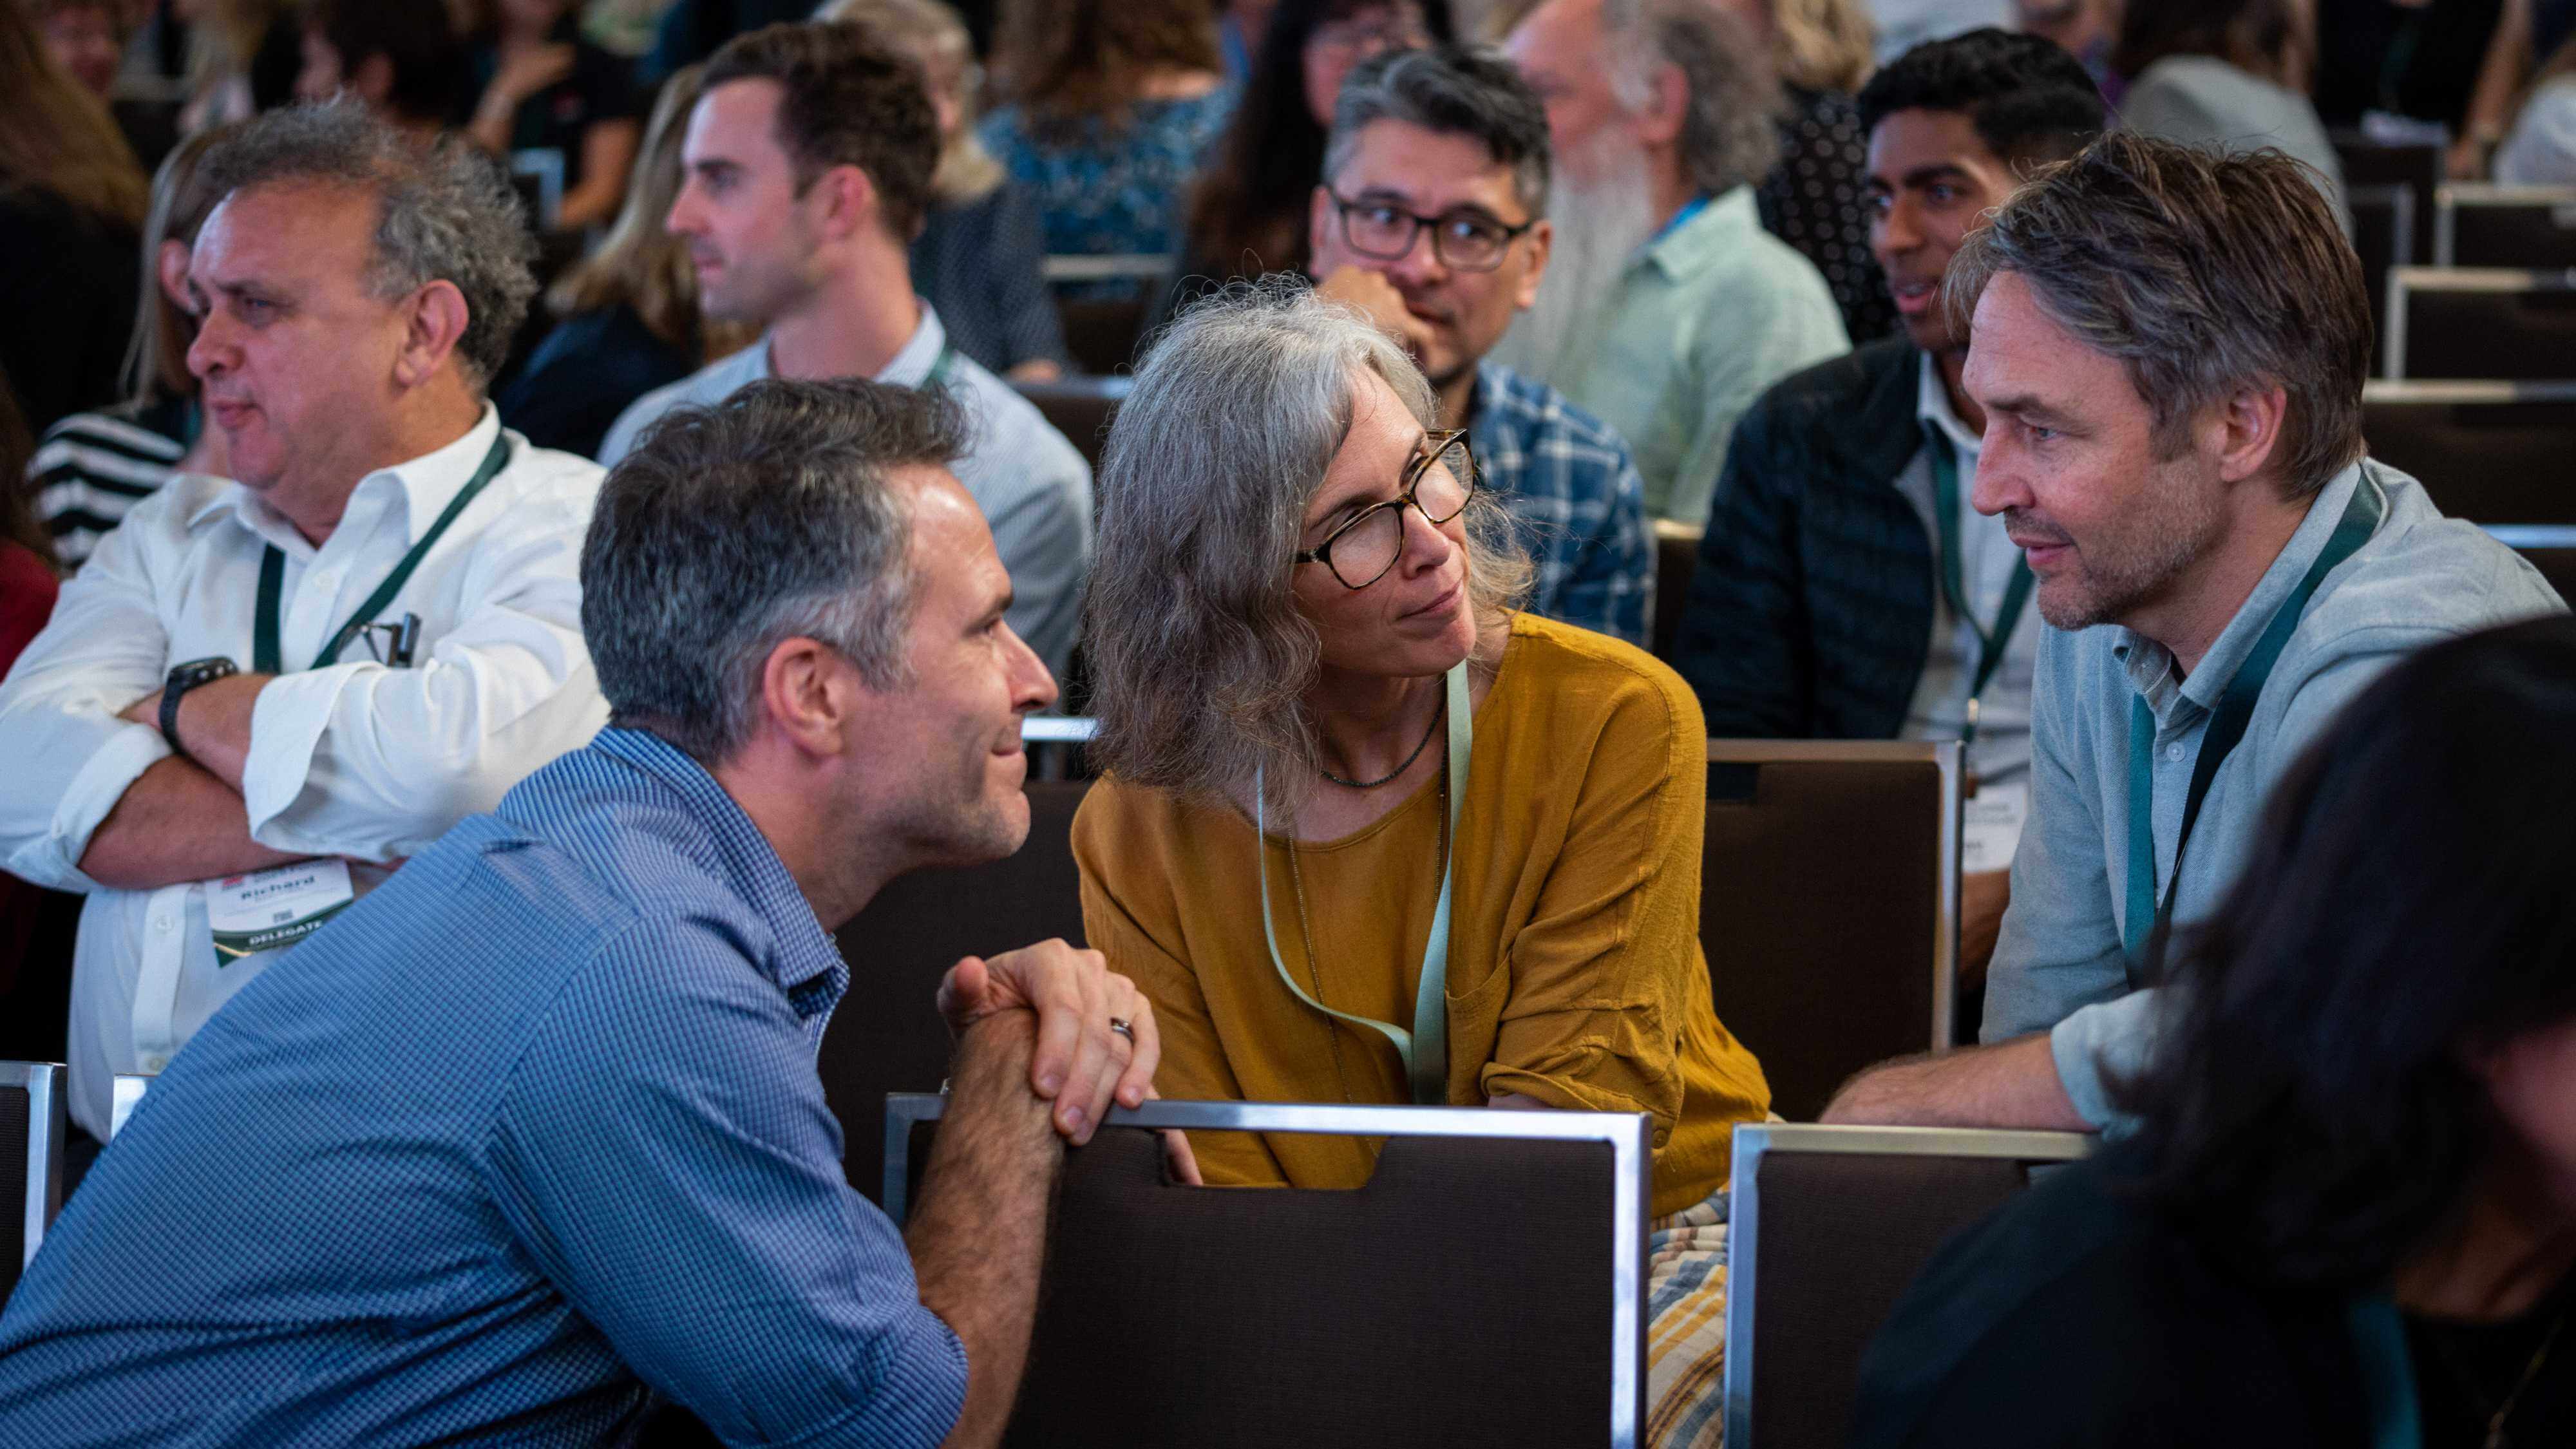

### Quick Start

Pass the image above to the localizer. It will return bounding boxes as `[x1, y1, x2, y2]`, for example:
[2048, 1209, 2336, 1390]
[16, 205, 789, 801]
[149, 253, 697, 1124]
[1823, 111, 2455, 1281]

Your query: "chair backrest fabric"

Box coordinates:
[2387, 268, 2576, 381]
[2334, 134, 2442, 263]
[1701, 743, 1958, 1121]
[2363, 383, 2576, 522]
[1013, 376, 1128, 471]
[1653, 522, 1701, 661]
[2348, 183, 2415, 374]
[2436, 184, 2576, 268]
[817, 781, 1092, 1204]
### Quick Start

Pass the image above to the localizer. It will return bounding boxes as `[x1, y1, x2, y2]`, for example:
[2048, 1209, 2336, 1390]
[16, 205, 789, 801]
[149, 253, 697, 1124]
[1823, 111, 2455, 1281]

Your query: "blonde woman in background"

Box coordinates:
[820, 0, 1070, 380]
[497, 64, 752, 458]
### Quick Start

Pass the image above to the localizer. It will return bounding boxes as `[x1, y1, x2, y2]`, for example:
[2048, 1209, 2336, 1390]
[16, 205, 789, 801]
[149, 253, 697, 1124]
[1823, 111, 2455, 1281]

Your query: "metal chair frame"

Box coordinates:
[886, 1093, 1653, 1448]
[1721, 1122, 2091, 1449]
[1704, 738, 1965, 1052]
[1039, 253, 1174, 285]
[5, 1061, 66, 1273]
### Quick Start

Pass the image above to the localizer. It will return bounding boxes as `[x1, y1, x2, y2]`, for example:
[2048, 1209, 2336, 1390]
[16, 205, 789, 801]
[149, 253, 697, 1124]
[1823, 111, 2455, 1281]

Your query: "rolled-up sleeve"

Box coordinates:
[1982, 632, 2128, 1045]
[242, 496, 607, 860]
[0, 517, 176, 890]
[484, 920, 966, 1449]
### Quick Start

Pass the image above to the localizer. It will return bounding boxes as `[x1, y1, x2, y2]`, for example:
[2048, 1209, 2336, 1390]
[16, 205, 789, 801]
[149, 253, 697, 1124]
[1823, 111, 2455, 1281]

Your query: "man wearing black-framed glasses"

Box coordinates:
[1305, 43, 1654, 646]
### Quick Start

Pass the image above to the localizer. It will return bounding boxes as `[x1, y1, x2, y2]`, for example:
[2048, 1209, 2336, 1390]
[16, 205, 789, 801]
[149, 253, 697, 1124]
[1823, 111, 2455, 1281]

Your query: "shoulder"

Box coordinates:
[35, 408, 187, 464]
[601, 348, 757, 462]
[951, 360, 1089, 483]
[480, 435, 607, 536]
[1747, 336, 1913, 424]
[1495, 612, 1703, 749]
[1477, 365, 1635, 468]
[2298, 464, 2568, 662]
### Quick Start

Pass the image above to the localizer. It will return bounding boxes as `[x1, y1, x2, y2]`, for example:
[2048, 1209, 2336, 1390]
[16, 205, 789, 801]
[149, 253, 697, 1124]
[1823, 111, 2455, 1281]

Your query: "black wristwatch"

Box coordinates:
[160, 657, 240, 762]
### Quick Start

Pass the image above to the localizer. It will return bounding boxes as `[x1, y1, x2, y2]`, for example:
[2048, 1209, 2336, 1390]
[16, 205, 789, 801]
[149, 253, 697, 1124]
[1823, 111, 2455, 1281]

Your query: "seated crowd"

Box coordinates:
[0, 1, 2570, 1446]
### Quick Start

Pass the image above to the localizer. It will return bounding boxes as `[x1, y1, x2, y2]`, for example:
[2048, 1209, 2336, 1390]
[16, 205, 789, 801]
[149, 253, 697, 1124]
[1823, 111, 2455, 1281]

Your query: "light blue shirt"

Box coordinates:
[1984, 460, 2567, 1126]
[600, 303, 1094, 677]
[0, 728, 965, 1447]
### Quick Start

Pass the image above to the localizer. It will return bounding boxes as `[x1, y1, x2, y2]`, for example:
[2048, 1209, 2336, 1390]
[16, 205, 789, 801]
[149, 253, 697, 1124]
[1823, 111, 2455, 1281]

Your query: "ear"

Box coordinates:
[392, 279, 471, 390]
[755, 635, 868, 761]
[2204, 381, 2291, 488]
[352, 52, 395, 106]
[1513, 216, 1553, 312]
[1631, 61, 1689, 148]
[1307, 183, 1334, 267]
[810, 163, 880, 244]
[156, 238, 193, 311]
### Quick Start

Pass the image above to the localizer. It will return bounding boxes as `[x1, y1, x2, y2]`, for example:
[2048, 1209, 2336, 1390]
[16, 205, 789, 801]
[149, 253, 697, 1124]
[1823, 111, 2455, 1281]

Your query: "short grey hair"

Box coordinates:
[1603, 0, 1781, 196]
[581, 377, 972, 764]
[1325, 44, 1555, 217]
[200, 99, 537, 393]
[1086, 281, 1531, 813]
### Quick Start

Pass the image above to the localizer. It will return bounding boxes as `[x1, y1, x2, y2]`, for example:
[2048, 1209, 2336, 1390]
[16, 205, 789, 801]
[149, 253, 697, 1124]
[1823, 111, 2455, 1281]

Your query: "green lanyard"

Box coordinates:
[1926, 429, 2034, 744]
[252, 434, 511, 675]
[2121, 473, 2386, 963]
[923, 342, 958, 391]
[2346, 1296, 2426, 1449]
[1255, 663, 1473, 1106]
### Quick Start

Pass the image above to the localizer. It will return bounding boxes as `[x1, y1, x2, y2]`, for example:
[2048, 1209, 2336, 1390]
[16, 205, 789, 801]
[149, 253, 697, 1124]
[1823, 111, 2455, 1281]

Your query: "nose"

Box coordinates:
[1386, 223, 1448, 288]
[185, 307, 231, 382]
[1394, 493, 1459, 578]
[1967, 429, 2028, 519]
[665, 181, 704, 239]
[1873, 196, 1920, 263]
[1006, 623, 1059, 715]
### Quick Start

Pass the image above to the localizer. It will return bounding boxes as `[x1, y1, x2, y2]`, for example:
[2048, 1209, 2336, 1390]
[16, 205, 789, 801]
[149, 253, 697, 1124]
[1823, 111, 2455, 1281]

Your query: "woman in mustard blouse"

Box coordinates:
[1075, 285, 1770, 1449]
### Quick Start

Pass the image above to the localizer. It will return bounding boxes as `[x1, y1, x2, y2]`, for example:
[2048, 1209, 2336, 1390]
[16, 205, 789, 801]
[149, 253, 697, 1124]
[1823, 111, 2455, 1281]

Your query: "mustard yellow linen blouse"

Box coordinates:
[1072, 612, 1771, 1217]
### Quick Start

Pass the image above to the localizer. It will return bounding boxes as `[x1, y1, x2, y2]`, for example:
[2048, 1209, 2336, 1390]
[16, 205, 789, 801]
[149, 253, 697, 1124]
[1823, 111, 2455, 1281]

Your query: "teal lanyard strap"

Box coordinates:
[923, 343, 958, 391]
[253, 435, 511, 675]
[1926, 430, 2034, 744]
[1255, 663, 1472, 1106]
[2346, 1295, 2427, 1449]
[2122, 474, 2387, 962]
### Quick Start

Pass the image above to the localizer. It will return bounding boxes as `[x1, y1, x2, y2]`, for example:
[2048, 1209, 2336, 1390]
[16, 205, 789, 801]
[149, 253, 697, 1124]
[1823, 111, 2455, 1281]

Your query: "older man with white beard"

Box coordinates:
[1502, 0, 1849, 526]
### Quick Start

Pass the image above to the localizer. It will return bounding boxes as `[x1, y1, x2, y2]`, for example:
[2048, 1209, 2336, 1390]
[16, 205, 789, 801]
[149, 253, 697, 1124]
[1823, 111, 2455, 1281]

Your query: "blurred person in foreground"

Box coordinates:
[1853, 616, 2576, 1446]
[1308, 44, 1654, 643]
[29, 124, 235, 570]
[0, 376, 1186, 1448]
[1822, 133, 2564, 1135]
[598, 21, 1092, 679]
[1673, 30, 2104, 987]
[1076, 283, 1772, 1449]
[1502, 0, 1848, 524]
[823, 0, 1070, 382]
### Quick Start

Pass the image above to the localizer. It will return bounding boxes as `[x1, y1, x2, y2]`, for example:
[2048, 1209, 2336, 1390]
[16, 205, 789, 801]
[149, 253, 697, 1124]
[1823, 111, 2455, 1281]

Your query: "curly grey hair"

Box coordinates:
[1085, 281, 1532, 815]
[1604, 0, 1781, 196]
[200, 99, 538, 393]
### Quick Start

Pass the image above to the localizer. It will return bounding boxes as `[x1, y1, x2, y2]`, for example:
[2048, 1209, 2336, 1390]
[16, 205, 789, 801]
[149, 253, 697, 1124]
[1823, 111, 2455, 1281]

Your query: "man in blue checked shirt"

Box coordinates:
[1307, 44, 1656, 646]
[0, 378, 1194, 1448]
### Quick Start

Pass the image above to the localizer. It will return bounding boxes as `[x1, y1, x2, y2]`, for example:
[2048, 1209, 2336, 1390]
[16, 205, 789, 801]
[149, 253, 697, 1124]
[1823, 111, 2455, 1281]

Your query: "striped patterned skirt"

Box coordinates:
[1645, 1186, 1732, 1448]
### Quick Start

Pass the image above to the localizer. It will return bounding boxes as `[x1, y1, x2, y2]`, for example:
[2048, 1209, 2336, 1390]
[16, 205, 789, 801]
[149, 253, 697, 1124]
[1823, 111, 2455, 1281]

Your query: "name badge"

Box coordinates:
[206, 859, 355, 963]
[1962, 779, 2031, 876]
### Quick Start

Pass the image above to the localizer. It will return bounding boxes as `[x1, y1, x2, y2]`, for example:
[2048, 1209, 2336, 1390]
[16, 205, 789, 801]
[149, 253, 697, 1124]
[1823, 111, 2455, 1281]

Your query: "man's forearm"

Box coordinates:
[909, 1011, 1063, 1449]
[1819, 1034, 2090, 1132]
[77, 756, 303, 889]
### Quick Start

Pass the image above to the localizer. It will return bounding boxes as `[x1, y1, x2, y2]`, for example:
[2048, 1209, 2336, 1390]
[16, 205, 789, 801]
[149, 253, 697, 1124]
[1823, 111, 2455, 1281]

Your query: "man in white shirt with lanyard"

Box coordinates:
[0, 100, 609, 1152]
[597, 20, 1092, 679]
[1823, 135, 2564, 1132]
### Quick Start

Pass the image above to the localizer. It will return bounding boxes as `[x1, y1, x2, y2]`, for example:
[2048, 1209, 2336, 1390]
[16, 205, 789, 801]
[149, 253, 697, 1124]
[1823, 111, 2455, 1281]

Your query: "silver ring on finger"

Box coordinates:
[1108, 1017, 1135, 1044]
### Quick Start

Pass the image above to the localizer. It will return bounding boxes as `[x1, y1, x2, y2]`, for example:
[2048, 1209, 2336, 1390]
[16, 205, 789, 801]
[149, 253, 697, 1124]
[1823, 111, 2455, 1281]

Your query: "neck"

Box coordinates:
[712, 746, 902, 930]
[1305, 665, 1446, 786]
[1435, 365, 1478, 431]
[1645, 156, 1701, 243]
[2130, 478, 2309, 677]
[2397, 1151, 2576, 1322]
[1935, 345, 1984, 433]
[274, 385, 484, 547]
[765, 251, 922, 383]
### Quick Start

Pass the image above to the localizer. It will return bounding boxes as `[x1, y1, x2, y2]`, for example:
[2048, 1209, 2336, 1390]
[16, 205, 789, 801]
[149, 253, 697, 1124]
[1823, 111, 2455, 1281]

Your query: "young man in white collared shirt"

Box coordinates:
[0, 99, 609, 1150]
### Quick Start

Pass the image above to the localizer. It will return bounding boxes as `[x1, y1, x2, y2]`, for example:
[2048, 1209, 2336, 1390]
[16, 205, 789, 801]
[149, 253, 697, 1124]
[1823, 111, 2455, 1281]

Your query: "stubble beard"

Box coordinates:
[2026, 462, 2231, 634]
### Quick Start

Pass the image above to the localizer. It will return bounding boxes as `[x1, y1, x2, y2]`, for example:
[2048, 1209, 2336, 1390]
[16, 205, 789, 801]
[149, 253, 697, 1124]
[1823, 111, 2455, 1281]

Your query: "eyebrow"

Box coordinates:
[1867, 163, 1975, 194]
[1305, 430, 1433, 530]
[1980, 391, 2076, 426]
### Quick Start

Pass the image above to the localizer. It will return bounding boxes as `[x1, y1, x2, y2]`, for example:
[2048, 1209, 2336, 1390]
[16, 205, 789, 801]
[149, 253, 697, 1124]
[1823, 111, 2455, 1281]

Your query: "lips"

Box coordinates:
[1890, 279, 1939, 316]
[206, 399, 257, 429]
[1399, 577, 1466, 624]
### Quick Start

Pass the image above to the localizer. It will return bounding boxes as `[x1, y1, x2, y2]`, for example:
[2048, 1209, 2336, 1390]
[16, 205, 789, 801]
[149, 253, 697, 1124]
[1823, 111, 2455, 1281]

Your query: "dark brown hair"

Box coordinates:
[1947, 131, 2369, 498]
[0, 0, 145, 227]
[2110, 0, 2304, 90]
[703, 20, 939, 240]
[991, 0, 1221, 133]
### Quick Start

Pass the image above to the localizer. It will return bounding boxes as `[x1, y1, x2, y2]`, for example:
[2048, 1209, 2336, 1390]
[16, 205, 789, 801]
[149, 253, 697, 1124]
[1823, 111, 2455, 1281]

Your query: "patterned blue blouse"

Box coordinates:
[977, 88, 1236, 285]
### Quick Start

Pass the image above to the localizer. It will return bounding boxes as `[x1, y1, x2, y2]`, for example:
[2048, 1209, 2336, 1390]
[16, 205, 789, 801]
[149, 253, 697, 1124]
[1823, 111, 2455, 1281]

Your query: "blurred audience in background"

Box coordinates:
[0, 1, 146, 437]
[33, 0, 122, 95]
[498, 64, 744, 458]
[1728, 0, 1897, 343]
[2112, 0, 2344, 225]
[171, 0, 299, 135]
[1500, 0, 1848, 526]
[2496, 18, 2576, 183]
[1165, 0, 1443, 325]
[978, 0, 1233, 295]
[28, 124, 234, 569]
[460, 0, 642, 233]
[2311, 0, 2510, 176]
[826, 0, 1069, 381]
[2007, 0, 2114, 99]
[292, 0, 467, 139]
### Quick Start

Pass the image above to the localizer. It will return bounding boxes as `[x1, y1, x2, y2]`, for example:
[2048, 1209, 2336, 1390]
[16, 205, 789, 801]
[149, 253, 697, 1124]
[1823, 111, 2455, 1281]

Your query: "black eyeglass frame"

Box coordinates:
[1326, 193, 1539, 273]
[1294, 428, 1481, 591]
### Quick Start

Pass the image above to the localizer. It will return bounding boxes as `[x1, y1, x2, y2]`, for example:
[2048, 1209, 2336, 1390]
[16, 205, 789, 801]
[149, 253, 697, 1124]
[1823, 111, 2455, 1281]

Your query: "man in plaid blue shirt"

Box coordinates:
[0, 379, 1186, 1448]
[1308, 46, 1655, 645]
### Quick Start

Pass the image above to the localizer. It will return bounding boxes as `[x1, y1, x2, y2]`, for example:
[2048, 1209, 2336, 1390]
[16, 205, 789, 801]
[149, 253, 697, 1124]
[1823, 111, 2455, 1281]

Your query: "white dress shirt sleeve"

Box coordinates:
[242, 475, 608, 860]
[0, 511, 180, 890]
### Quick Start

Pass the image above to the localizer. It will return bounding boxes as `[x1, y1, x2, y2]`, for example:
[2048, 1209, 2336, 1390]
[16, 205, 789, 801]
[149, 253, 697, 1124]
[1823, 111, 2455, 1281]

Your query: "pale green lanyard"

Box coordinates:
[1926, 428, 2033, 746]
[1254, 663, 1473, 1106]
[2346, 1296, 2426, 1449]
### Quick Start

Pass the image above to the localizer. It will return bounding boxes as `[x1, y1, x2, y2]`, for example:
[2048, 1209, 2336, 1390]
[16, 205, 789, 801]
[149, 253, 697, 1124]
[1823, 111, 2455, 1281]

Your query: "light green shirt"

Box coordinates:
[1562, 185, 1849, 526]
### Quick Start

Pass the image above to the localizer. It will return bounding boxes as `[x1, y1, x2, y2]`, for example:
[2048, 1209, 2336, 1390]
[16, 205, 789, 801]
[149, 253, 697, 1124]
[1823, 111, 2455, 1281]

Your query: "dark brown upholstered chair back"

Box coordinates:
[1653, 522, 1701, 661]
[2436, 184, 2576, 268]
[0, 1061, 66, 1308]
[2362, 384, 2576, 522]
[1723, 1124, 2088, 1449]
[1012, 377, 1128, 471]
[2347, 184, 2414, 374]
[1701, 743, 1959, 1121]
[2334, 134, 2441, 269]
[0, 1081, 26, 1302]
[2387, 269, 2576, 381]
[1056, 297, 1152, 377]
[817, 781, 1092, 1204]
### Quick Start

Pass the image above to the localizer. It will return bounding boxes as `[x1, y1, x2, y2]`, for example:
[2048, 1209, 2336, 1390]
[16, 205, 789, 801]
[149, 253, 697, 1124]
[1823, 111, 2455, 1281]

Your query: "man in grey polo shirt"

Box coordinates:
[599, 21, 1091, 677]
[1824, 133, 2565, 1132]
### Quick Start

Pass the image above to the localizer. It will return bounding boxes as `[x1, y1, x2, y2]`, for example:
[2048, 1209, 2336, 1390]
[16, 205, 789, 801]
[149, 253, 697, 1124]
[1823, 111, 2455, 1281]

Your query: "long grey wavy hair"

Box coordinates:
[1085, 282, 1532, 815]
